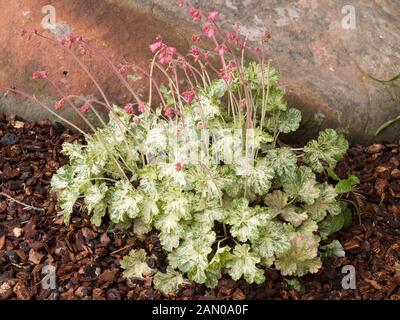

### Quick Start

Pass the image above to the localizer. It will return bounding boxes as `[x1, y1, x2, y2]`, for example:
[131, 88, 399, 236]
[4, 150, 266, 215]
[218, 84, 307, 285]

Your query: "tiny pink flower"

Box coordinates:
[53, 99, 64, 110]
[262, 31, 271, 41]
[80, 103, 90, 113]
[158, 46, 176, 65]
[208, 11, 219, 22]
[132, 117, 141, 124]
[149, 41, 163, 53]
[19, 29, 27, 37]
[32, 71, 48, 80]
[177, 56, 189, 71]
[191, 34, 200, 42]
[178, 0, 184, 7]
[218, 61, 235, 83]
[189, 8, 202, 22]
[182, 87, 195, 104]
[191, 47, 200, 62]
[138, 102, 145, 114]
[202, 22, 216, 38]
[175, 162, 184, 172]
[78, 45, 86, 55]
[118, 64, 129, 74]
[124, 103, 134, 114]
[214, 45, 227, 57]
[164, 106, 175, 119]
[227, 32, 238, 43]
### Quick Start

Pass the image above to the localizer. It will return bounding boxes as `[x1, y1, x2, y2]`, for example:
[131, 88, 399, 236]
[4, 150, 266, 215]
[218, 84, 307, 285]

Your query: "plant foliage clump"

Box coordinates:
[7, 2, 350, 296]
[51, 61, 349, 294]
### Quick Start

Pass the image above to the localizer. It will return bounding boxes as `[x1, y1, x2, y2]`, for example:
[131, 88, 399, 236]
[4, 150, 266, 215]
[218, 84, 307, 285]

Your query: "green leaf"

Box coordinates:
[235, 158, 274, 196]
[153, 267, 186, 295]
[84, 183, 108, 216]
[275, 234, 322, 276]
[263, 191, 307, 226]
[169, 238, 212, 284]
[327, 168, 340, 181]
[120, 249, 154, 279]
[343, 207, 353, 229]
[266, 87, 287, 112]
[276, 108, 302, 134]
[335, 175, 360, 194]
[108, 181, 143, 223]
[304, 129, 349, 173]
[224, 198, 266, 242]
[282, 166, 320, 205]
[375, 115, 400, 136]
[205, 246, 232, 288]
[226, 244, 265, 284]
[367, 72, 400, 83]
[265, 147, 298, 177]
[58, 186, 80, 226]
[305, 183, 342, 222]
[61, 142, 85, 163]
[51, 166, 74, 191]
[318, 212, 345, 240]
[320, 240, 345, 259]
[159, 230, 182, 252]
[285, 278, 302, 292]
[251, 220, 293, 261]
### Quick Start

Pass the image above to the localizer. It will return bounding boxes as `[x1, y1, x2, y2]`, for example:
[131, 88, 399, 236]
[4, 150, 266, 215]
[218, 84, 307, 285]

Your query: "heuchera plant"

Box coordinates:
[8, 2, 351, 295]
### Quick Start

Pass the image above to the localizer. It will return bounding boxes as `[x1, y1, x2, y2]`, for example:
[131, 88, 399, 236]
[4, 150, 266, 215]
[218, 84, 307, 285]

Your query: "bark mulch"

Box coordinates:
[0, 114, 399, 300]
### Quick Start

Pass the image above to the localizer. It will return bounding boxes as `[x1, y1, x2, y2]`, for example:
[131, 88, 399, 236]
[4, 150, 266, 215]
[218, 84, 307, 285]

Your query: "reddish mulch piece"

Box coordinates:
[1, 114, 399, 300]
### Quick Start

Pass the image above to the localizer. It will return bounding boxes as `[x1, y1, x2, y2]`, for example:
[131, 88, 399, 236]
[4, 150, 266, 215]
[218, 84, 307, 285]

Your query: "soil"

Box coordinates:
[1, 114, 399, 300]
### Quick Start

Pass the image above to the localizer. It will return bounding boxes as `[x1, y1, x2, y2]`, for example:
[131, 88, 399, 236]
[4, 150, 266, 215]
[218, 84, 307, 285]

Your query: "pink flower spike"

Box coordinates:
[124, 103, 134, 114]
[202, 22, 216, 38]
[189, 8, 202, 22]
[80, 103, 90, 113]
[178, 0, 184, 7]
[208, 11, 219, 22]
[32, 71, 48, 80]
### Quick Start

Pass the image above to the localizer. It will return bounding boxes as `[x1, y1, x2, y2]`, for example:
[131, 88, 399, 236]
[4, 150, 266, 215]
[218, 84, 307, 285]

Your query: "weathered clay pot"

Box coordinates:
[0, 0, 399, 143]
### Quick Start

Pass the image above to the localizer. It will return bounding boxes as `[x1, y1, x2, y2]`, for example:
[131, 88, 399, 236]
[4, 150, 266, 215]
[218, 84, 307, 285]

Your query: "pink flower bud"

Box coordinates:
[80, 103, 90, 113]
[202, 22, 216, 38]
[32, 71, 48, 80]
[189, 8, 202, 22]
[124, 103, 134, 114]
[208, 11, 219, 22]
